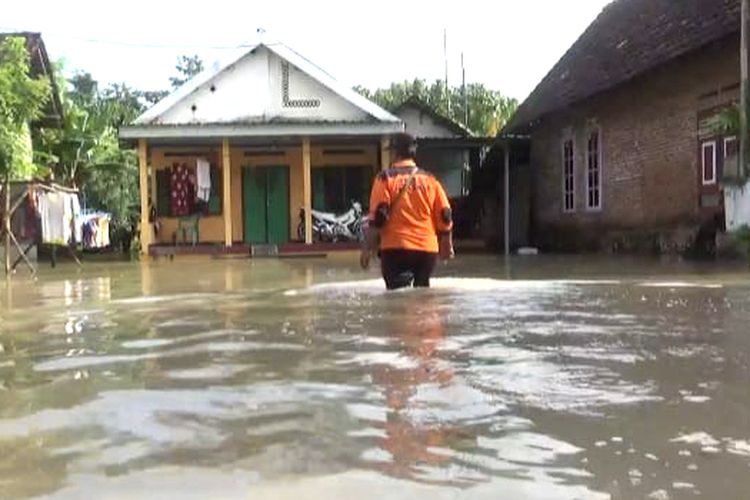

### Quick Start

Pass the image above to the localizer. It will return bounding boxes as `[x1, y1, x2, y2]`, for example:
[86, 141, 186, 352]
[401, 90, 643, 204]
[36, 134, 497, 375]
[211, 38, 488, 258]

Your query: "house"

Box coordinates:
[392, 96, 492, 239]
[1, 32, 64, 271]
[0, 32, 64, 128]
[119, 42, 403, 256]
[504, 0, 741, 253]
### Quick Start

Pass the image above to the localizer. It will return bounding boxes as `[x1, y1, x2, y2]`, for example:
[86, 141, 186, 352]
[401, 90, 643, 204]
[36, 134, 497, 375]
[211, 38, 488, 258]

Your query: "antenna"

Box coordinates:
[462, 52, 468, 127]
[444, 28, 450, 114]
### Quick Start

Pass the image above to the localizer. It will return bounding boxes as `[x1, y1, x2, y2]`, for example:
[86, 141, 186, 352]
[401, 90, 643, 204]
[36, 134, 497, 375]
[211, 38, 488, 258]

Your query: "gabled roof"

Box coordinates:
[393, 96, 475, 138]
[506, 0, 741, 132]
[133, 41, 400, 126]
[0, 32, 63, 126]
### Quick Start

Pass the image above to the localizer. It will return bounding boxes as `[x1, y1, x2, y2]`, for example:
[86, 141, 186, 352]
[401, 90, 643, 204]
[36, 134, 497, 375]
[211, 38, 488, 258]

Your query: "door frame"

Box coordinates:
[241, 164, 291, 244]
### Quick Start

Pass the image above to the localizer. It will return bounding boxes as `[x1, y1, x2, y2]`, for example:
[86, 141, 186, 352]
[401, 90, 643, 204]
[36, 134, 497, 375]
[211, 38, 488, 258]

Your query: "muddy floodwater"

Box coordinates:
[1, 255, 750, 499]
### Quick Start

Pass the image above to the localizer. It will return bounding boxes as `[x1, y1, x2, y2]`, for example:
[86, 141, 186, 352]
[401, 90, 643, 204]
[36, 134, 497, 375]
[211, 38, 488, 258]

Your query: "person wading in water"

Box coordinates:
[360, 132, 455, 290]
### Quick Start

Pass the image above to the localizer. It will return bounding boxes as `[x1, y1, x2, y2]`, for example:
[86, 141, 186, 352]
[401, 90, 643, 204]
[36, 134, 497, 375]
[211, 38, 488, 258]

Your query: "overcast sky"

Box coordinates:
[2, 0, 612, 101]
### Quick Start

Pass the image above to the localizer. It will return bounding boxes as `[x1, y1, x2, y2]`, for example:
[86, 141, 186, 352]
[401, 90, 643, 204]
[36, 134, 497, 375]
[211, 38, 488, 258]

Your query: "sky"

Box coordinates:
[2, 0, 612, 101]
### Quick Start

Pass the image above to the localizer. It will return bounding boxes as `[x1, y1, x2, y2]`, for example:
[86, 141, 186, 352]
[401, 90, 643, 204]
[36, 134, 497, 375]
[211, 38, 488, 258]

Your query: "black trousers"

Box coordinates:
[380, 249, 438, 290]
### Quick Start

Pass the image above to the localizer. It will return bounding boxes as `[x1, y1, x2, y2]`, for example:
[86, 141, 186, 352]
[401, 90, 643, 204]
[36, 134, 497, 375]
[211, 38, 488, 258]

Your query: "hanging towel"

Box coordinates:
[71, 194, 82, 244]
[196, 158, 211, 202]
[37, 192, 67, 245]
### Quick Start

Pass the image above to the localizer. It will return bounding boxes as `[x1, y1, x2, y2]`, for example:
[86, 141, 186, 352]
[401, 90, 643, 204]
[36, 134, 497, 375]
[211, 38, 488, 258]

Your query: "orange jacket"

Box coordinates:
[368, 160, 453, 253]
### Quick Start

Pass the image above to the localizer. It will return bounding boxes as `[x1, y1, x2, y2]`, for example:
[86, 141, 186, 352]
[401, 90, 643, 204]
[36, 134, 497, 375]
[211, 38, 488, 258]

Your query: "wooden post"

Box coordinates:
[380, 137, 391, 171]
[4, 174, 10, 275]
[302, 138, 313, 244]
[504, 143, 511, 257]
[222, 138, 233, 247]
[138, 139, 152, 255]
[744, 0, 750, 175]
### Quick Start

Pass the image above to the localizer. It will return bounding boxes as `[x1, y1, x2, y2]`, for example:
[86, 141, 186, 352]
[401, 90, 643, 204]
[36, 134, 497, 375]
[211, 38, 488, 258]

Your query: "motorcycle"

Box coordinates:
[298, 201, 366, 242]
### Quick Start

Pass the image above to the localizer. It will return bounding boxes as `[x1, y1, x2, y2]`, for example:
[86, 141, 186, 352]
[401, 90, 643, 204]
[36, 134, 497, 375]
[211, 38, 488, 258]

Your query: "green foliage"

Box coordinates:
[0, 36, 51, 178]
[33, 66, 144, 248]
[169, 55, 204, 89]
[707, 104, 740, 136]
[355, 79, 518, 136]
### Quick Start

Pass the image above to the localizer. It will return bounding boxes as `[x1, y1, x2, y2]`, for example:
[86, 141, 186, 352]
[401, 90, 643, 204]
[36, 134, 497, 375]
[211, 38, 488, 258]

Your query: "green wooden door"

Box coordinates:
[244, 167, 266, 244]
[243, 166, 289, 244]
[266, 166, 289, 244]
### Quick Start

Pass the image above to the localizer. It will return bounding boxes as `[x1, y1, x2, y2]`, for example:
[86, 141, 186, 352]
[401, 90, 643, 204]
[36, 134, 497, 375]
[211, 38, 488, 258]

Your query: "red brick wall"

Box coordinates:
[529, 35, 740, 251]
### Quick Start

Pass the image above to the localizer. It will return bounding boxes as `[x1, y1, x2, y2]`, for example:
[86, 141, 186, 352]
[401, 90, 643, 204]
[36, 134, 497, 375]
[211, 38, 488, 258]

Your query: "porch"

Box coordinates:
[134, 136, 393, 256]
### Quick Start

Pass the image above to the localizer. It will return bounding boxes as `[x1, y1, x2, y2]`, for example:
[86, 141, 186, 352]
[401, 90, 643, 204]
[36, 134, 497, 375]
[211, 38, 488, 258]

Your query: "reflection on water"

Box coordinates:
[1, 255, 750, 498]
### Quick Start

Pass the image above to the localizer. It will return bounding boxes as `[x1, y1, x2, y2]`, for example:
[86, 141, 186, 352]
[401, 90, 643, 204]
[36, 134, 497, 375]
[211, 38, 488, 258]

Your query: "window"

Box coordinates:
[312, 166, 371, 213]
[562, 139, 575, 212]
[702, 141, 717, 185]
[586, 130, 602, 210]
[724, 136, 737, 159]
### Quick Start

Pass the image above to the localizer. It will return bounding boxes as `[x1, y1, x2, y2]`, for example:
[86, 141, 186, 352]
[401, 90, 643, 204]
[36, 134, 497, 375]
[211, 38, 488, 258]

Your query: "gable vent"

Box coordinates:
[281, 62, 321, 108]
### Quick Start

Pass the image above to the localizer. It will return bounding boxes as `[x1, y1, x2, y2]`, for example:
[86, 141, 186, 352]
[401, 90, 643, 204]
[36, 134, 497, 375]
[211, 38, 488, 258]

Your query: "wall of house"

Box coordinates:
[417, 148, 467, 198]
[149, 142, 378, 246]
[150, 147, 227, 244]
[725, 180, 750, 231]
[398, 107, 461, 139]
[529, 35, 740, 251]
[158, 47, 369, 125]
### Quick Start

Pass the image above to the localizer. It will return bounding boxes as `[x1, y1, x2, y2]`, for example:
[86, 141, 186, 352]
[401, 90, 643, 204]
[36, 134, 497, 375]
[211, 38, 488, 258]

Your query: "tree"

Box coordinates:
[169, 55, 204, 89]
[34, 68, 144, 252]
[0, 36, 50, 179]
[355, 79, 518, 136]
[1, 36, 51, 273]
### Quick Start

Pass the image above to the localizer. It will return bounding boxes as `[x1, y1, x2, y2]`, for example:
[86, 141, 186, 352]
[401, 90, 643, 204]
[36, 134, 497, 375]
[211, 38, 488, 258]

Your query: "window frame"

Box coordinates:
[585, 128, 603, 211]
[723, 136, 737, 159]
[701, 140, 717, 186]
[561, 136, 576, 213]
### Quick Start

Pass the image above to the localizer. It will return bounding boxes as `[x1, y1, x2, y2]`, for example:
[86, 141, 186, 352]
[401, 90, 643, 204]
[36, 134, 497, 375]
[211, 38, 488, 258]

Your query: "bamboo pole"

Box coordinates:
[741, 0, 750, 179]
[4, 173, 10, 275]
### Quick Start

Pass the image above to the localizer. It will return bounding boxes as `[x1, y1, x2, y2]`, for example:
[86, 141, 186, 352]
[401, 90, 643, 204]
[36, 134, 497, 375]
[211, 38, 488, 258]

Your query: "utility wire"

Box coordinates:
[0, 26, 253, 50]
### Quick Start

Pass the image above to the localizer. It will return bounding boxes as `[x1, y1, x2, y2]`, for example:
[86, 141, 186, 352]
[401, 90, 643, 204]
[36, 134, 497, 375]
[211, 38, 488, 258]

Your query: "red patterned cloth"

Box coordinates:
[170, 162, 194, 216]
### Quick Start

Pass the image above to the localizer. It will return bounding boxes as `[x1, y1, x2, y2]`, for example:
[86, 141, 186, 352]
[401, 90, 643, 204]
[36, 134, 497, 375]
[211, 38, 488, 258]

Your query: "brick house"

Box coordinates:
[505, 0, 741, 253]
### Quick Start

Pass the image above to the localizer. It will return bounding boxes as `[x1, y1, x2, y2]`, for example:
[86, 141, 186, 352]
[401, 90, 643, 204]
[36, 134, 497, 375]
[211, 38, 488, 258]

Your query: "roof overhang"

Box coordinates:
[417, 137, 494, 149]
[119, 121, 403, 142]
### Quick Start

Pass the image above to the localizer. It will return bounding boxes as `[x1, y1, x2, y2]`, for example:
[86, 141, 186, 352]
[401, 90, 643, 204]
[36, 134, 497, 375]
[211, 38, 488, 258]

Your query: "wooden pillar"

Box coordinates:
[380, 137, 391, 171]
[504, 143, 511, 257]
[222, 138, 233, 247]
[138, 139, 152, 255]
[302, 138, 313, 244]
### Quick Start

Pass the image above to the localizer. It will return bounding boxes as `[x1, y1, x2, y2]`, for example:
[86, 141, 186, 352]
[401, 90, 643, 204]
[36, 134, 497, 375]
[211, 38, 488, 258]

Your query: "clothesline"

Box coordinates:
[34, 183, 79, 194]
[9, 180, 80, 194]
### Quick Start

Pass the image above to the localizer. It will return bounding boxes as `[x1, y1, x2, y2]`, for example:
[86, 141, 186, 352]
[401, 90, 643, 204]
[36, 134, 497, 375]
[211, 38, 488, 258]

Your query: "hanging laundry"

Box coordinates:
[37, 191, 68, 245]
[78, 212, 112, 249]
[196, 158, 212, 202]
[71, 194, 82, 245]
[170, 162, 194, 216]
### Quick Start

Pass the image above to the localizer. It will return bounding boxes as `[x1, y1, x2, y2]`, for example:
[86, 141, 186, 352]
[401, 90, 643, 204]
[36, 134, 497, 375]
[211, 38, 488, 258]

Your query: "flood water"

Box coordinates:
[1, 255, 750, 499]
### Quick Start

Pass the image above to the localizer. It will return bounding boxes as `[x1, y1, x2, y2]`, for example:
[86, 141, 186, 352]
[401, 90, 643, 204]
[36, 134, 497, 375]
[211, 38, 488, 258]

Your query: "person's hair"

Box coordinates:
[391, 132, 418, 160]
